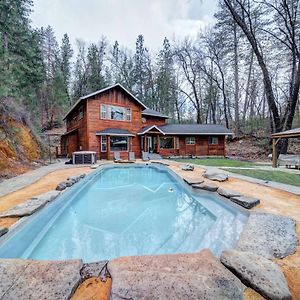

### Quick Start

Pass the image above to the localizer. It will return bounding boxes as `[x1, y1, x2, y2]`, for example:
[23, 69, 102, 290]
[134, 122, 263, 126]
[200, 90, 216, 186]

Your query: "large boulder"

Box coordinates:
[0, 259, 82, 300]
[221, 250, 291, 300]
[80, 261, 108, 280]
[203, 171, 228, 182]
[230, 196, 260, 209]
[108, 249, 245, 300]
[217, 187, 242, 198]
[192, 182, 218, 192]
[236, 212, 298, 259]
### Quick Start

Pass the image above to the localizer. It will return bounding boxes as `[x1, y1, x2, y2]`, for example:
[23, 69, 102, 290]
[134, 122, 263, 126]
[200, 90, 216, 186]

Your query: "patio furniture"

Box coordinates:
[129, 152, 136, 162]
[181, 164, 194, 171]
[142, 151, 150, 161]
[278, 154, 300, 169]
[114, 152, 122, 163]
[72, 151, 97, 164]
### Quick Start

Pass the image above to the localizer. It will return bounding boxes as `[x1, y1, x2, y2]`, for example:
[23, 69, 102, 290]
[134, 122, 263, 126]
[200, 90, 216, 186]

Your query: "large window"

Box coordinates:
[100, 104, 131, 121]
[208, 137, 218, 145]
[110, 136, 129, 151]
[160, 137, 174, 149]
[186, 137, 195, 145]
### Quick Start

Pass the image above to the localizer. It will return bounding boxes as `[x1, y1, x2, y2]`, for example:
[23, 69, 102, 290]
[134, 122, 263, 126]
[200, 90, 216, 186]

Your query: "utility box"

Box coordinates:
[72, 151, 97, 164]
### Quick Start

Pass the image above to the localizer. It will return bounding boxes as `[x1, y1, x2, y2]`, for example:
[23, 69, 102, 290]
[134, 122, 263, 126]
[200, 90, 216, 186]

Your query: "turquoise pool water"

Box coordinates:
[0, 165, 247, 262]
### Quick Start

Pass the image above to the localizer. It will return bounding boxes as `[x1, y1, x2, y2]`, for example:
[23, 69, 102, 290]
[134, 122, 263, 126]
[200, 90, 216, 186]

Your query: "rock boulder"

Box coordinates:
[108, 249, 245, 300]
[236, 212, 298, 259]
[192, 182, 218, 191]
[221, 250, 291, 300]
[203, 171, 228, 182]
[217, 187, 242, 198]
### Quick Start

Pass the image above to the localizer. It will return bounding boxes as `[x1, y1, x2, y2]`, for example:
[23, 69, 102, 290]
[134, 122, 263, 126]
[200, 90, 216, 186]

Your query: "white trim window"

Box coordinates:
[208, 137, 218, 145]
[100, 104, 131, 121]
[100, 105, 107, 119]
[186, 137, 195, 145]
[101, 136, 107, 152]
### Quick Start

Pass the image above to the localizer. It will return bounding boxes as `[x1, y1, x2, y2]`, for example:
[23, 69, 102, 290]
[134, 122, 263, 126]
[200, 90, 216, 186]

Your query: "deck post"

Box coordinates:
[272, 138, 278, 168]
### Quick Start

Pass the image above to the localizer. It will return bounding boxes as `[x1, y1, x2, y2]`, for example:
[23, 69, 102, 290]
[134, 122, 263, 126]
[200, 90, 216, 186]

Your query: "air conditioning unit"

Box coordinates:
[72, 151, 97, 164]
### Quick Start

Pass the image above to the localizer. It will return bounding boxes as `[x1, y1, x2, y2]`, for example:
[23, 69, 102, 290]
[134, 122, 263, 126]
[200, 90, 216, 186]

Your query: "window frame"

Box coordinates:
[101, 136, 107, 152]
[208, 136, 219, 145]
[110, 136, 129, 152]
[100, 104, 131, 122]
[160, 137, 174, 149]
[186, 137, 196, 145]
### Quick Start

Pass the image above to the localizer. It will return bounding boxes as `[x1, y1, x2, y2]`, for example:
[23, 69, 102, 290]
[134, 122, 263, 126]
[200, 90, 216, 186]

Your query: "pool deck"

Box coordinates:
[0, 160, 299, 299]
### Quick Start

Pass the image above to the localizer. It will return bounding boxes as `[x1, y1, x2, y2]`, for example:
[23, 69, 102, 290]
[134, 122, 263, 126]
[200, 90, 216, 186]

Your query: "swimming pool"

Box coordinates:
[0, 164, 247, 262]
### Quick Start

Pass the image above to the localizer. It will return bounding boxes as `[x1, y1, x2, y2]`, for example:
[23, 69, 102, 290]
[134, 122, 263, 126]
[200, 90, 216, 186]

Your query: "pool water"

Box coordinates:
[0, 165, 247, 262]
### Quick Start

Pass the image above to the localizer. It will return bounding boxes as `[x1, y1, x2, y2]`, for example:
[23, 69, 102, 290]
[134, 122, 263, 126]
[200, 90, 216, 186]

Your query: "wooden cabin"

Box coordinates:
[61, 84, 232, 159]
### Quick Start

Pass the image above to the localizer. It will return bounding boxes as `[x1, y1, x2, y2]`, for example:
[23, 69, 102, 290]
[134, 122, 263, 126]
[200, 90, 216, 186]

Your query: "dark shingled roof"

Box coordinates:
[158, 124, 233, 135]
[142, 109, 169, 118]
[95, 128, 135, 136]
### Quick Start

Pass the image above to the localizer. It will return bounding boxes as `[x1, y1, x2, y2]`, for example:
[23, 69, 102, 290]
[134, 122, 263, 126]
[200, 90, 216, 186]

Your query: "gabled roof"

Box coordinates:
[137, 125, 165, 135]
[63, 83, 148, 120]
[158, 124, 233, 135]
[95, 128, 135, 136]
[142, 109, 169, 119]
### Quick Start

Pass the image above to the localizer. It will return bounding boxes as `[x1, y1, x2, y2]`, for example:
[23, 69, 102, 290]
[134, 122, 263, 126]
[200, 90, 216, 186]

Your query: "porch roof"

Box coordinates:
[142, 109, 169, 119]
[95, 128, 135, 136]
[138, 124, 233, 136]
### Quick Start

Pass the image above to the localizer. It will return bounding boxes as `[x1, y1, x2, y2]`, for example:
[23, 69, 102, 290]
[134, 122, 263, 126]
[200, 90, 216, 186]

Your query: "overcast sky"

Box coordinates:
[31, 0, 218, 51]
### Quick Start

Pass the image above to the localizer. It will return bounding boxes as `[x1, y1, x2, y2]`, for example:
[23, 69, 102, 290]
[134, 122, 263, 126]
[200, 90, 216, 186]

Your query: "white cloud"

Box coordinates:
[31, 0, 217, 51]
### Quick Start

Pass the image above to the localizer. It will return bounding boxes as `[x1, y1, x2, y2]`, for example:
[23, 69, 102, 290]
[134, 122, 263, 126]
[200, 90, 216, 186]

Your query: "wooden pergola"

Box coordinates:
[271, 127, 300, 168]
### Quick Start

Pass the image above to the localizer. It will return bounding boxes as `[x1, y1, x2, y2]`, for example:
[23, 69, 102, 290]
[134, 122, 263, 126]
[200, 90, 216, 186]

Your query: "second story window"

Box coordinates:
[100, 104, 131, 122]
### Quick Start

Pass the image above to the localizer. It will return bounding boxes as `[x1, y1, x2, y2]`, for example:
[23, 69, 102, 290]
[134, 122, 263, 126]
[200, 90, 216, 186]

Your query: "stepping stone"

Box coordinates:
[183, 177, 204, 185]
[0, 190, 60, 218]
[221, 250, 291, 300]
[0, 259, 82, 300]
[91, 164, 99, 169]
[230, 196, 260, 209]
[68, 175, 81, 183]
[236, 212, 298, 259]
[192, 182, 218, 191]
[108, 249, 245, 300]
[80, 173, 86, 178]
[56, 181, 67, 191]
[203, 171, 228, 182]
[0, 227, 8, 237]
[217, 187, 242, 198]
[65, 180, 74, 187]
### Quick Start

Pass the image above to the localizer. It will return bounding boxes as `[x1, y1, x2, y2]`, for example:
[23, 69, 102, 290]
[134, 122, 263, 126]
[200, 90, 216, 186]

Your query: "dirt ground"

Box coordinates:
[0, 167, 92, 227]
[0, 161, 299, 299]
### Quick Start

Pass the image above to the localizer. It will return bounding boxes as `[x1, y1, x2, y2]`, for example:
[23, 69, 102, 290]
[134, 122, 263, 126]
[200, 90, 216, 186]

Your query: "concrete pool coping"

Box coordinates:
[0, 160, 299, 299]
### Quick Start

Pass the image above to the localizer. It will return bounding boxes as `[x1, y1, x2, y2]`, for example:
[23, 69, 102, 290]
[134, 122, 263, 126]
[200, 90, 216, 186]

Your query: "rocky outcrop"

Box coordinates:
[203, 170, 228, 182]
[217, 187, 241, 198]
[236, 212, 298, 259]
[0, 190, 60, 218]
[181, 164, 194, 171]
[221, 250, 291, 300]
[0, 227, 8, 237]
[108, 249, 245, 300]
[56, 182, 67, 191]
[192, 182, 218, 191]
[183, 177, 204, 185]
[0, 259, 82, 300]
[230, 196, 260, 209]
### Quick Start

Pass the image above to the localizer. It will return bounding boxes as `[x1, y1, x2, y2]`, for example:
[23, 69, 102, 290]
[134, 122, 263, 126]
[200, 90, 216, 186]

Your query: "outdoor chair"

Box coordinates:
[142, 151, 150, 161]
[128, 152, 136, 162]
